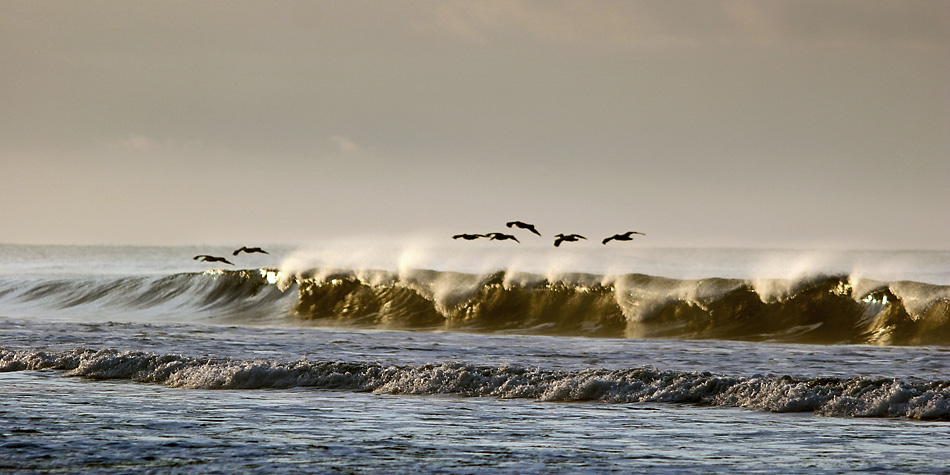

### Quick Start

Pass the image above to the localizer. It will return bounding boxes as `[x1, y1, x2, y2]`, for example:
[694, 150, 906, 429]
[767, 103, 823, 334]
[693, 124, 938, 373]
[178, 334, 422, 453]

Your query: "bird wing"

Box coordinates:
[602, 237, 613, 245]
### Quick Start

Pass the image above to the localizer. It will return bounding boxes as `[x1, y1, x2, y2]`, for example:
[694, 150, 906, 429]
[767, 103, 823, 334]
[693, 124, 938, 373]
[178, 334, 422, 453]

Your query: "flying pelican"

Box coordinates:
[602, 231, 646, 245]
[452, 233, 486, 241]
[233, 246, 269, 256]
[194, 255, 235, 265]
[553, 233, 586, 247]
[485, 232, 520, 243]
[505, 221, 541, 236]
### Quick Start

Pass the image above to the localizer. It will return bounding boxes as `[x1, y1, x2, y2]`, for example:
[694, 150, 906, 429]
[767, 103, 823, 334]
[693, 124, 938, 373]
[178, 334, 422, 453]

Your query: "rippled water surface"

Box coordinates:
[3, 371, 948, 474]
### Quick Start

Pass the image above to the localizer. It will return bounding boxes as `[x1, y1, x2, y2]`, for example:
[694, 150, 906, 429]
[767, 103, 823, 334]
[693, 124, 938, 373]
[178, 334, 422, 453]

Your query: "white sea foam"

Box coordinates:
[3, 348, 947, 420]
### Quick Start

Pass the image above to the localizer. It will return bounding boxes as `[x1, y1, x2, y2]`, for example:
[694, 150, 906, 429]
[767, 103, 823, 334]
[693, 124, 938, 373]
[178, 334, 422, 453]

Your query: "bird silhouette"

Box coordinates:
[553, 233, 586, 247]
[233, 246, 269, 256]
[194, 255, 234, 265]
[452, 233, 486, 241]
[505, 221, 541, 236]
[485, 232, 520, 243]
[602, 231, 646, 245]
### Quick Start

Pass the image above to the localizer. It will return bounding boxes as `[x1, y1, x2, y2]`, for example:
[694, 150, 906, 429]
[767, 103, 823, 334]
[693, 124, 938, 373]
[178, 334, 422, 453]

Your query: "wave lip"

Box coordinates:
[2, 347, 948, 420]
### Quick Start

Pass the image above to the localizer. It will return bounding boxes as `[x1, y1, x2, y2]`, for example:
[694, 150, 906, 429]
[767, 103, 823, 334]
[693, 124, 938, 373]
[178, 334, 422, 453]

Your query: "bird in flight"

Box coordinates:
[485, 232, 520, 243]
[194, 255, 234, 265]
[553, 233, 586, 247]
[452, 233, 486, 240]
[505, 221, 541, 236]
[602, 231, 646, 245]
[233, 246, 269, 256]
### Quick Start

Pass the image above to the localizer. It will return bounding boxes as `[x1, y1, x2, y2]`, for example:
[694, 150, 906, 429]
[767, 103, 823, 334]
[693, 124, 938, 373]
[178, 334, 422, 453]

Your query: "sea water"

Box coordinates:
[1, 243, 948, 473]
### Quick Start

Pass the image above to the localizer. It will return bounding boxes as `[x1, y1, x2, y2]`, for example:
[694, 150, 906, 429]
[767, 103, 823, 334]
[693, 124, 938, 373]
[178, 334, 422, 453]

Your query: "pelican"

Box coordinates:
[233, 246, 269, 256]
[602, 231, 646, 245]
[505, 221, 541, 236]
[485, 232, 520, 243]
[194, 255, 234, 265]
[553, 233, 586, 247]
[452, 233, 486, 241]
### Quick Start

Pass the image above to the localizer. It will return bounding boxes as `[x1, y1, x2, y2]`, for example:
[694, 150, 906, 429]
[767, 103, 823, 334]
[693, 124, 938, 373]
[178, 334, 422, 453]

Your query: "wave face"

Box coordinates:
[2, 347, 947, 420]
[293, 269, 950, 346]
[0, 269, 291, 323]
[3, 267, 949, 345]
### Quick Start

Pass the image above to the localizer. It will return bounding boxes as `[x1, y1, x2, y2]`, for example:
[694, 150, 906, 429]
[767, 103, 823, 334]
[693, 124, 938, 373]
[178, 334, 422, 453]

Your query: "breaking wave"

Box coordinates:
[2, 347, 947, 420]
[2, 267, 949, 345]
[291, 268, 950, 346]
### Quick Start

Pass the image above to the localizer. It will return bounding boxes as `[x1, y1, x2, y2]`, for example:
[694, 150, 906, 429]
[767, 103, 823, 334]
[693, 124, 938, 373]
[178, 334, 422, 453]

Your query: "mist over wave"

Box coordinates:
[279, 240, 950, 284]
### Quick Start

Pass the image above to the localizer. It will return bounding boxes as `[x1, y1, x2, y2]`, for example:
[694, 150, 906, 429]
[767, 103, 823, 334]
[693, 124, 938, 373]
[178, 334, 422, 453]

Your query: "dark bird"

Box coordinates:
[233, 246, 269, 256]
[553, 233, 586, 247]
[453, 233, 486, 241]
[485, 232, 520, 243]
[602, 231, 646, 245]
[506, 221, 541, 236]
[194, 255, 234, 265]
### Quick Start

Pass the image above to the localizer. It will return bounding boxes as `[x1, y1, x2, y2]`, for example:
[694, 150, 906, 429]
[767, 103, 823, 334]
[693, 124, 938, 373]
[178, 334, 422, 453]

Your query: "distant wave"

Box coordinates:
[2, 347, 947, 420]
[0, 269, 292, 322]
[2, 267, 949, 345]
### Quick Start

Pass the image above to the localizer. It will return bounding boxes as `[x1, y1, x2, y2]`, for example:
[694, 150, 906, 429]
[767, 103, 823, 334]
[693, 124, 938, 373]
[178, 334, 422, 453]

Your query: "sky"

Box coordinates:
[1, 0, 948, 249]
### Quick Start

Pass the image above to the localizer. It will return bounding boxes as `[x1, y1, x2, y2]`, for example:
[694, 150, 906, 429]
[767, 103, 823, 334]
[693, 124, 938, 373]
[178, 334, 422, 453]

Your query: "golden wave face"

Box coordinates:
[292, 270, 950, 346]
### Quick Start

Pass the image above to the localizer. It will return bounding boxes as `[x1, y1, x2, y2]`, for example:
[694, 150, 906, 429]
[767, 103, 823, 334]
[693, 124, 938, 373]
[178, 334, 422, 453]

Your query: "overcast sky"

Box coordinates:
[2, 1, 947, 249]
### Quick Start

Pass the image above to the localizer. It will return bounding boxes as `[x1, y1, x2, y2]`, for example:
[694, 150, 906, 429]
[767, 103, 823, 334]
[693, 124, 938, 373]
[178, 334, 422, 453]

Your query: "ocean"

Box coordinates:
[1, 242, 948, 474]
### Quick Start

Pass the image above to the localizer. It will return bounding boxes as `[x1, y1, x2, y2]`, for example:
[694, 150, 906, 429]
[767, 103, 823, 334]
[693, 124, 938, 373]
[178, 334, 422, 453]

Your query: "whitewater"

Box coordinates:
[1, 243, 948, 473]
